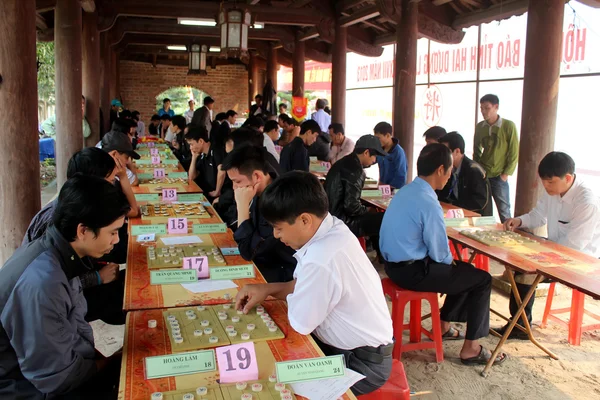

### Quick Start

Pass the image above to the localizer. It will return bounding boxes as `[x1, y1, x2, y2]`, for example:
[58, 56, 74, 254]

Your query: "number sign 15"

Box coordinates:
[216, 343, 258, 383]
[167, 218, 187, 234]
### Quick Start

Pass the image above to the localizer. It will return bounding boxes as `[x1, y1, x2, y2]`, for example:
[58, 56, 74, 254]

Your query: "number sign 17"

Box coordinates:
[216, 343, 258, 383]
[183, 256, 208, 278]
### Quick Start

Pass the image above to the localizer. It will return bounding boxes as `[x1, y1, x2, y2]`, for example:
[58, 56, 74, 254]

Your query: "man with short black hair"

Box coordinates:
[423, 126, 447, 144]
[381, 144, 505, 367]
[324, 135, 386, 254]
[185, 126, 224, 203]
[250, 94, 263, 116]
[279, 116, 299, 146]
[328, 123, 355, 164]
[497, 152, 600, 337]
[312, 98, 331, 133]
[263, 120, 280, 162]
[474, 94, 519, 222]
[373, 121, 407, 190]
[222, 145, 296, 282]
[101, 130, 141, 188]
[132, 110, 145, 137]
[235, 171, 394, 395]
[438, 132, 492, 216]
[192, 96, 215, 132]
[279, 103, 288, 115]
[185, 99, 196, 124]
[280, 120, 320, 173]
[0, 175, 130, 398]
[149, 114, 160, 137]
[158, 98, 175, 117]
[159, 113, 172, 140]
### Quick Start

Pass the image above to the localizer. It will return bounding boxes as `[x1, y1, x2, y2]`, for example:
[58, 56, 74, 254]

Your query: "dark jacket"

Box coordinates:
[191, 106, 212, 132]
[437, 155, 493, 216]
[279, 136, 309, 173]
[173, 131, 192, 171]
[0, 226, 97, 399]
[308, 132, 332, 162]
[324, 153, 368, 236]
[233, 174, 297, 283]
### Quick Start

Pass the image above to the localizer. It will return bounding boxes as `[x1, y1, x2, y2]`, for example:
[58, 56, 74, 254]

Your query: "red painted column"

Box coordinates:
[0, 0, 41, 263]
[331, 18, 347, 125]
[515, 0, 565, 216]
[55, 0, 83, 188]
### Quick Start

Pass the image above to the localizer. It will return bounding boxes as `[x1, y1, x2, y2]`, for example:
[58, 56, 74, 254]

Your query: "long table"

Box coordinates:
[446, 225, 600, 377]
[361, 192, 482, 218]
[118, 302, 357, 400]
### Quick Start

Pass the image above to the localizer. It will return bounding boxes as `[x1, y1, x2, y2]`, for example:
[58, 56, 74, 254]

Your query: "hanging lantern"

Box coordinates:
[218, 5, 251, 60]
[188, 44, 208, 75]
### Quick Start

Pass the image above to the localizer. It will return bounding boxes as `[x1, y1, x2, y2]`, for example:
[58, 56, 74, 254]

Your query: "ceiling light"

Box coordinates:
[167, 45, 187, 51]
[177, 18, 217, 27]
[209, 46, 221, 53]
[252, 22, 264, 29]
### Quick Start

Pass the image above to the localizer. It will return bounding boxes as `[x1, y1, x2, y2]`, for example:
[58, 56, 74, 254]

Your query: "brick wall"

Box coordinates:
[119, 61, 249, 129]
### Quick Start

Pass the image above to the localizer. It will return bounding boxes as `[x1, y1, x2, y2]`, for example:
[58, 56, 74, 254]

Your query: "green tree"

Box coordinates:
[156, 87, 209, 115]
[36, 41, 55, 105]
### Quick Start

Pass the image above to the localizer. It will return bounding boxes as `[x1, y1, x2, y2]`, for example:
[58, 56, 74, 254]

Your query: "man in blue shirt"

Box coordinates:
[157, 97, 175, 117]
[380, 143, 507, 366]
[373, 122, 407, 189]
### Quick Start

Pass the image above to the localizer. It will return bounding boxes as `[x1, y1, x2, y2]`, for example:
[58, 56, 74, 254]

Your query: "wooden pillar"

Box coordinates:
[0, 0, 40, 264]
[82, 10, 100, 147]
[393, 0, 418, 182]
[109, 49, 118, 101]
[266, 46, 278, 91]
[248, 52, 259, 108]
[515, 0, 565, 216]
[292, 33, 305, 98]
[115, 51, 120, 98]
[331, 18, 347, 125]
[55, 0, 83, 188]
[100, 32, 111, 135]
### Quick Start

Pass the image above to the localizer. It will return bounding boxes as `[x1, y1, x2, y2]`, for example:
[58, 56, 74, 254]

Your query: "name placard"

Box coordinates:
[149, 269, 198, 285]
[472, 216, 497, 226]
[168, 172, 189, 179]
[163, 159, 179, 165]
[444, 218, 470, 228]
[361, 189, 383, 198]
[144, 350, 216, 380]
[137, 173, 153, 180]
[178, 193, 204, 202]
[136, 159, 152, 165]
[275, 355, 345, 384]
[210, 264, 255, 280]
[134, 193, 160, 202]
[220, 247, 241, 256]
[131, 224, 167, 235]
[192, 223, 227, 234]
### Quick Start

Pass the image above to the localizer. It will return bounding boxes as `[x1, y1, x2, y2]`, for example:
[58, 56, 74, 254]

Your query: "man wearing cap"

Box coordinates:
[324, 135, 387, 256]
[110, 99, 122, 128]
[192, 96, 215, 133]
[101, 131, 141, 188]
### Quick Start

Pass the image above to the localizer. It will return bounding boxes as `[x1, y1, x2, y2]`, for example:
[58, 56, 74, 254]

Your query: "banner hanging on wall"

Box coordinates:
[291, 97, 308, 121]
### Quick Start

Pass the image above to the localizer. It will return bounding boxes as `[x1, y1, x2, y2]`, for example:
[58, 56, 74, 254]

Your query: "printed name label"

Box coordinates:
[210, 265, 255, 280]
[275, 355, 345, 383]
[144, 350, 216, 379]
[149, 269, 198, 285]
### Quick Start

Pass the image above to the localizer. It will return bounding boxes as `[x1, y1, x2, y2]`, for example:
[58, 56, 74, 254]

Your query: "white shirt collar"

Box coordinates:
[484, 116, 503, 128]
[294, 213, 334, 260]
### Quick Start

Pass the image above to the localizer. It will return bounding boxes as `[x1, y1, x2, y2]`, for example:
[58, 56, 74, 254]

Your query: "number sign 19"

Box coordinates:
[216, 342, 258, 383]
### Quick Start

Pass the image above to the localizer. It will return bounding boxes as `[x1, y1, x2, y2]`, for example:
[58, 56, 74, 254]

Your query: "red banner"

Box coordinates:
[291, 97, 308, 122]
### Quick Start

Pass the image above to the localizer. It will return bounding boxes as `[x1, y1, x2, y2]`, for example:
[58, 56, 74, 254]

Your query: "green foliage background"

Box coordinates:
[155, 87, 209, 115]
[36, 42, 55, 105]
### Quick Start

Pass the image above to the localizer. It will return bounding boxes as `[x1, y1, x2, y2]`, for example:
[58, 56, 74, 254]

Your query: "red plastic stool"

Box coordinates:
[358, 360, 410, 400]
[541, 283, 600, 346]
[473, 253, 490, 272]
[450, 241, 489, 272]
[358, 237, 367, 252]
[382, 278, 444, 362]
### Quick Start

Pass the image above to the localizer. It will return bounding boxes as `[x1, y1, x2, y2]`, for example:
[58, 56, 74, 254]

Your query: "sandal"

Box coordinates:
[441, 326, 465, 341]
[461, 345, 508, 366]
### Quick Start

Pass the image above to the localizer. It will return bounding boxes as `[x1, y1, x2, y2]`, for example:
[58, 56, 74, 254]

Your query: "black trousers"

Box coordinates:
[59, 355, 121, 399]
[348, 212, 384, 254]
[312, 336, 393, 396]
[385, 259, 492, 340]
[84, 270, 126, 325]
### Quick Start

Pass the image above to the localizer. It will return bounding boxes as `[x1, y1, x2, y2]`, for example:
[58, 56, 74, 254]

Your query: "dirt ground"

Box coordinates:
[376, 259, 600, 400]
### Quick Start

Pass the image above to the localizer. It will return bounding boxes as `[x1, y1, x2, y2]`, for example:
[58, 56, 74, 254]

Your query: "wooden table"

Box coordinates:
[132, 181, 202, 194]
[118, 301, 356, 400]
[361, 193, 481, 218]
[447, 225, 600, 376]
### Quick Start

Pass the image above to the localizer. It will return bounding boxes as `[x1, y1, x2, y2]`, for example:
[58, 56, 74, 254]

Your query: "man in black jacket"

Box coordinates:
[222, 145, 297, 283]
[438, 132, 493, 216]
[324, 135, 388, 244]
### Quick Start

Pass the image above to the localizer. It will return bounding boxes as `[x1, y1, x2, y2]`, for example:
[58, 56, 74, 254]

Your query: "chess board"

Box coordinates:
[460, 229, 537, 247]
[140, 177, 188, 185]
[137, 164, 181, 171]
[162, 305, 285, 352]
[152, 381, 296, 400]
[141, 202, 210, 223]
[147, 245, 226, 269]
[152, 385, 224, 400]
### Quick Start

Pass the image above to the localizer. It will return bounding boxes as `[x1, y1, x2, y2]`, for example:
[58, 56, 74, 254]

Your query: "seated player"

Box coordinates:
[0, 175, 129, 398]
[171, 116, 192, 170]
[222, 145, 296, 282]
[279, 120, 320, 173]
[328, 123, 355, 164]
[500, 152, 600, 338]
[235, 171, 394, 394]
[100, 121, 141, 186]
[185, 126, 225, 203]
[373, 121, 407, 190]
[324, 135, 386, 253]
[263, 120, 281, 162]
[380, 144, 506, 366]
[437, 132, 493, 216]
[279, 116, 300, 146]
[307, 128, 332, 162]
[423, 126, 447, 144]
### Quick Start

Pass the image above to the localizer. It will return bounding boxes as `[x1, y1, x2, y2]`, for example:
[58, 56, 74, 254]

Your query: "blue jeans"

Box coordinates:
[489, 176, 511, 222]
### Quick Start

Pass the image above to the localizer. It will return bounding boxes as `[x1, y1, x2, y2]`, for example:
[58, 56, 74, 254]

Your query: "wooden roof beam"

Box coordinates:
[339, 0, 374, 11]
[453, 0, 529, 29]
[339, 6, 380, 27]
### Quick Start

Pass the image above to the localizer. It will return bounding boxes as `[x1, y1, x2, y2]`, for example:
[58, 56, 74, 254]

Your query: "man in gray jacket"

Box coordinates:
[0, 175, 130, 399]
[191, 96, 215, 133]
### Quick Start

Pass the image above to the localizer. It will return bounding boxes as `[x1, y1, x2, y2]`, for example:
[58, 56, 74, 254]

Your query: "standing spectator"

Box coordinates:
[473, 94, 519, 222]
[328, 123, 355, 164]
[184, 99, 196, 124]
[278, 103, 288, 115]
[192, 96, 215, 133]
[110, 98, 122, 128]
[158, 98, 175, 117]
[373, 121, 407, 190]
[279, 117, 300, 146]
[311, 99, 331, 134]
[250, 94, 263, 116]
[41, 95, 91, 139]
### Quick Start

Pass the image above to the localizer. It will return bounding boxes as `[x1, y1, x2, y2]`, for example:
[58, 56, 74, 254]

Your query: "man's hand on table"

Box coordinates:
[235, 284, 271, 314]
[99, 263, 119, 284]
[503, 218, 522, 231]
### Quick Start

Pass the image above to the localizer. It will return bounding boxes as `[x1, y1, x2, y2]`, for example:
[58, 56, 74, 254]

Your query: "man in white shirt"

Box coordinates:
[263, 120, 280, 162]
[328, 123, 355, 164]
[500, 151, 600, 337]
[235, 171, 394, 395]
[184, 100, 196, 124]
[311, 99, 331, 134]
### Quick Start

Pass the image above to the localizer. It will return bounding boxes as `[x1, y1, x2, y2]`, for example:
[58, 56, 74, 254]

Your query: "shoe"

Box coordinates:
[494, 324, 529, 340]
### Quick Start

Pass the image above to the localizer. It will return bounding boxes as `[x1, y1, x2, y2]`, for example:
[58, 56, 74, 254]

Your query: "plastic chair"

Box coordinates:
[357, 360, 410, 400]
[381, 278, 444, 362]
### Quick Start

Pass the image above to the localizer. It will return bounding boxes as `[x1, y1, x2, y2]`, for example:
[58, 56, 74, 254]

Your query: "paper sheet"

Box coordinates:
[290, 368, 366, 400]
[160, 235, 203, 246]
[180, 279, 238, 293]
